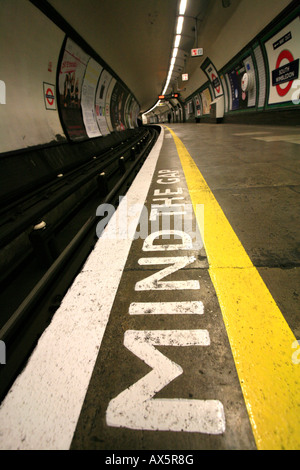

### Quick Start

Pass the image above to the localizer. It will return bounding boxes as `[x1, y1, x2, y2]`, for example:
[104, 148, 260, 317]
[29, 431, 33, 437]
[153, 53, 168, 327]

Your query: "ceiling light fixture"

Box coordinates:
[176, 16, 184, 35]
[144, 100, 161, 114]
[179, 0, 187, 15]
[144, 1, 187, 116]
[174, 35, 181, 48]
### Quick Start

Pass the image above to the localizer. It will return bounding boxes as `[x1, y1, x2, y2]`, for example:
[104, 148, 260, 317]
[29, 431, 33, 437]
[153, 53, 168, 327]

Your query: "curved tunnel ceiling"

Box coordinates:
[39, 0, 292, 114]
[48, 0, 178, 113]
[47, 0, 237, 113]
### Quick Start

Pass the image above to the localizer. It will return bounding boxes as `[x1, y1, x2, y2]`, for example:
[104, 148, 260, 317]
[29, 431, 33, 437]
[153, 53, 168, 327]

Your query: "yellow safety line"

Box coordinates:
[166, 126, 300, 450]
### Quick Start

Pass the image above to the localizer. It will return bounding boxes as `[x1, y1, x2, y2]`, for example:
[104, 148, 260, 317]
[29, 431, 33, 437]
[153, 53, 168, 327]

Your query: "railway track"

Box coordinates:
[0, 125, 160, 402]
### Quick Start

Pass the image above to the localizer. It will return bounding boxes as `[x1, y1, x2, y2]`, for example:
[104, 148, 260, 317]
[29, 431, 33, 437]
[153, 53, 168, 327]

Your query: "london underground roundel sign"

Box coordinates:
[274, 49, 296, 97]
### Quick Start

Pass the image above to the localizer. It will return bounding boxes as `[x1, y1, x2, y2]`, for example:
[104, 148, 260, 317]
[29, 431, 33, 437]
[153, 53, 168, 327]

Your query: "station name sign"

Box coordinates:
[272, 58, 299, 87]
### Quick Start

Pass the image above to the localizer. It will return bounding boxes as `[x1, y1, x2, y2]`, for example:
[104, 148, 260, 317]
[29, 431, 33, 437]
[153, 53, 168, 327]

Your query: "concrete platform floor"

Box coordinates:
[71, 123, 300, 450]
[173, 123, 300, 337]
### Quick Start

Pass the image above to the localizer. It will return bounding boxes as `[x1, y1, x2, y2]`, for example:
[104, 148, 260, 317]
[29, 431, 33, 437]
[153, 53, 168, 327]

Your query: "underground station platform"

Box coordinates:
[0, 122, 299, 451]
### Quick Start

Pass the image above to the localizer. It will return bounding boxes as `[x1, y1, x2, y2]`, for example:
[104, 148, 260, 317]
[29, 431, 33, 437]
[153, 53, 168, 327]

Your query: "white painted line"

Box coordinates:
[0, 127, 165, 450]
[253, 135, 300, 145]
[129, 301, 204, 315]
[233, 132, 272, 136]
[106, 329, 225, 434]
[142, 230, 193, 251]
[136, 257, 200, 290]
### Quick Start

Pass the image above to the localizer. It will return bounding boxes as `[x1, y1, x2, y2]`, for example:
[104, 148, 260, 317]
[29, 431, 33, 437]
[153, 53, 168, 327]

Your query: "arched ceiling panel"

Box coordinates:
[48, 0, 179, 112]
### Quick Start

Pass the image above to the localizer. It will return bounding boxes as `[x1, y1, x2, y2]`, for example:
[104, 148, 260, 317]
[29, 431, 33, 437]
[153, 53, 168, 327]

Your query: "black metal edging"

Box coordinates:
[0, 130, 148, 249]
[0, 217, 92, 344]
[0, 129, 157, 342]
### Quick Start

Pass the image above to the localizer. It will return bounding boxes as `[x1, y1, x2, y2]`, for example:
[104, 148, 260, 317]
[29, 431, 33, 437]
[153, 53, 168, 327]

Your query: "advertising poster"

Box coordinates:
[105, 78, 117, 132]
[95, 69, 112, 136]
[227, 61, 249, 111]
[202, 60, 223, 98]
[264, 16, 300, 106]
[131, 100, 140, 128]
[242, 56, 256, 108]
[201, 87, 212, 115]
[58, 38, 89, 141]
[124, 94, 135, 129]
[110, 82, 128, 131]
[81, 58, 103, 138]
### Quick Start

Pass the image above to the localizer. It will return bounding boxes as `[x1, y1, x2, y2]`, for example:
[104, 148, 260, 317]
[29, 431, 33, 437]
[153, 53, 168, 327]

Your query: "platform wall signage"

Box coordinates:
[58, 38, 89, 141]
[191, 48, 203, 57]
[264, 16, 300, 106]
[95, 69, 112, 136]
[43, 82, 56, 110]
[81, 58, 103, 138]
[202, 60, 224, 98]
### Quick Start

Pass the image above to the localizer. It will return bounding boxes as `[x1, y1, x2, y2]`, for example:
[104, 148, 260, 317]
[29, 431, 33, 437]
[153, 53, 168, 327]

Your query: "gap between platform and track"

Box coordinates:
[165, 126, 300, 450]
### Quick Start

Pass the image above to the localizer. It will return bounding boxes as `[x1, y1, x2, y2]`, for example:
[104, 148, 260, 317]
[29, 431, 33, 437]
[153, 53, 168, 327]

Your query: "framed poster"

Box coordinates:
[124, 94, 135, 129]
[95, 69, 112, 136]
[110, 82, 128, 131]
[58, 38, 89, 141]
[105, 77, 116, 132]
[227, 60, 253, 111]
[131, 100, 140, 128]
[201, 87, 212, 115]
[242, 55, 256, 108]
[81, 58, 103, 138]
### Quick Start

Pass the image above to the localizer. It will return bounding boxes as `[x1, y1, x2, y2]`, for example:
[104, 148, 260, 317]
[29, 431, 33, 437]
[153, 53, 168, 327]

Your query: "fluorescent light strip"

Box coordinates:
[176, 16, 184, 35]
[144, 100, 160, 114]
[179, 0, 187, 15]
[174, 35, 181, 48]
[153, 2, 187, 114]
